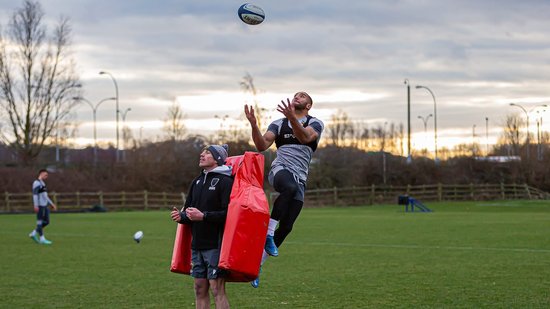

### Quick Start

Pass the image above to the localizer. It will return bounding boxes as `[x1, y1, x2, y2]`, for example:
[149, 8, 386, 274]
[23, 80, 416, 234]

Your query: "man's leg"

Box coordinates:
[191, 250, 210, 309]
[209, 278, 229, 309]
[193, 278, 210, 309]
[251, 199, 303, 288]
[273, 199, 304, 248]
[266, 170, 299, 256]
[29, 208, 42, 243]
[39, 208, 52, 244]
[36, 207, 46, 236]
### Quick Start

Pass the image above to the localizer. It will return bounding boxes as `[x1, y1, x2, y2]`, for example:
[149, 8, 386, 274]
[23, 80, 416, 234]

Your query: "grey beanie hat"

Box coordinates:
[207, 144, 229, 166]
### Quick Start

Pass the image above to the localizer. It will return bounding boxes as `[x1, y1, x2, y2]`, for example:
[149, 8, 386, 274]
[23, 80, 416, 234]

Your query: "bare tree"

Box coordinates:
[499, 114, 524, 156]
[162, 101, 186, 141]
[0, 0, 81, 163]
[327, 109, 353, 147]
[240, 72, 268, 131]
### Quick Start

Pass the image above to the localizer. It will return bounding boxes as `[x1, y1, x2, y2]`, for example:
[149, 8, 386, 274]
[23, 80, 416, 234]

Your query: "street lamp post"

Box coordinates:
[120, 108, 132, 162]
[73, 96, 116, 165]
[418, 114, 433, 134]
[536, 110, 545, 160]
[417, 114, 433, 154]
[485, 117, 489, 156]
[382, 121, 388, 185]
[416, 85, 438, 163]
[472, 124, 477, 157]
[99, 71, 120, 162]
[404, 79, 411, 163]
[509, 103, 547, 159]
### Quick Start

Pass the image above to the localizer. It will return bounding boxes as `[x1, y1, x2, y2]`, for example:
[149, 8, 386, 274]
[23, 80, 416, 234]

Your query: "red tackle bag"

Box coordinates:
[170, 151, 269, 281]
[219, 152, 270, 282]
[170, 222, 192, 274]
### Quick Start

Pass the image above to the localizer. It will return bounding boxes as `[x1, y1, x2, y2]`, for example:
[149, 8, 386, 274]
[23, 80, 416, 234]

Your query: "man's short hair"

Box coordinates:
[37, 169, 48, 176]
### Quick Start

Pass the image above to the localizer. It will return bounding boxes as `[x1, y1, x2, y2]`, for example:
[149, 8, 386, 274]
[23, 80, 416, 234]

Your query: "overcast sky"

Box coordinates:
[1, 0, 550, 152]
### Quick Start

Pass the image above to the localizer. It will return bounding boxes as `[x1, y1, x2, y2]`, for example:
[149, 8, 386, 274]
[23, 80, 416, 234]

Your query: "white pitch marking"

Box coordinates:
[285, 241, 550, 254]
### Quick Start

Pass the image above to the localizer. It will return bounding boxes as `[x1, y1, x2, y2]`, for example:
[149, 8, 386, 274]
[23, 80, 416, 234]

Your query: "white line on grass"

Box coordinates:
[8, 231, 550, 254]
[285, 241, 550, 254]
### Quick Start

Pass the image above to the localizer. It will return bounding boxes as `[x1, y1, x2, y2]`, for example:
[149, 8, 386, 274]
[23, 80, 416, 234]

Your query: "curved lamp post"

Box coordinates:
[416, 85, 438, 163]
[99, 71, 120, 162]
[418, 114, 433, 153]
[120, 107, 132, 162]
[73, 96, 116, 165]
[404, 79, 411, 162]
[509, 103, 547, 159]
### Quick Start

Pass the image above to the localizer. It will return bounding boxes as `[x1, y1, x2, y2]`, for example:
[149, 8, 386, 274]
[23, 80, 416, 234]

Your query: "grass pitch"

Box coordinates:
[1, 201, 549, 308]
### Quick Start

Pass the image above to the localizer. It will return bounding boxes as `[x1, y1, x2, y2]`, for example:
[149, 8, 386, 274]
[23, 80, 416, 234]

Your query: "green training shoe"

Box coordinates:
[29, 233, 39, 244]
[39, 238, 52, 245]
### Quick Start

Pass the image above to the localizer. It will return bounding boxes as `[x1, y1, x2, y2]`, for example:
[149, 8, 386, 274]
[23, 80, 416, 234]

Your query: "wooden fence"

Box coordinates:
[0, 191, 186, 213]
[298, 183, 550, 207]
[1, 183, 548, 213]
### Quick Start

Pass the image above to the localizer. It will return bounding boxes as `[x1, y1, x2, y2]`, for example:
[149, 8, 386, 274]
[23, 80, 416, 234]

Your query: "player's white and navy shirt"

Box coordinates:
[267, 115, 324, 183]
[32, 179, 53, 207]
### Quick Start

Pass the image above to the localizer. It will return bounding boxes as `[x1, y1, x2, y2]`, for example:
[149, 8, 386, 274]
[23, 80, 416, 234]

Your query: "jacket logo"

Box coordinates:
[209, 178, 219, 190]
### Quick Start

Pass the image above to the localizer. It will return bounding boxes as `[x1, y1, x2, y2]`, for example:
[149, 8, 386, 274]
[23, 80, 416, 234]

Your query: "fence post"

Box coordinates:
[144, 190, 148, 210]
[524, 184, 532, 200]
[333, 187, 337, 205]
[437, 183, 443, 202]
[99, 191, 104, 207]
[369, 184, 375, 205]
[163, 192, 168, 208]
[500, 183, 505, 200]
[5, 192, 9, 212]
[316, 189, 320, 206]
[52, 192, 58, 208]
[121, 191, 126, 209]
[76, 191, 81, 209]
[470, 183, 475, 200]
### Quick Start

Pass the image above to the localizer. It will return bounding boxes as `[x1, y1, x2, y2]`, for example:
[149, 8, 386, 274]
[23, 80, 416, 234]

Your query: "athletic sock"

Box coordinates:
[267, 219, 278, 236]
[30, 230, 36, 236]
[40, 235, 45, 241]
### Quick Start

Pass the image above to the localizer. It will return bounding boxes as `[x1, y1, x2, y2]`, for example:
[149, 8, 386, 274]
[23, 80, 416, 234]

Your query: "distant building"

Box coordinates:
[475, 156, 521, 163]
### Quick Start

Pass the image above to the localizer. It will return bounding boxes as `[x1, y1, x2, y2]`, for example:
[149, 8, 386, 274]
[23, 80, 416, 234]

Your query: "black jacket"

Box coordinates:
[179, 165, 233, 250]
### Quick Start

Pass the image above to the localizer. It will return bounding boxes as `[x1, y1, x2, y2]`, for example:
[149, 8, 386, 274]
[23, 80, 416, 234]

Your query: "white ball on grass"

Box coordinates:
[133, 231, 144, 243]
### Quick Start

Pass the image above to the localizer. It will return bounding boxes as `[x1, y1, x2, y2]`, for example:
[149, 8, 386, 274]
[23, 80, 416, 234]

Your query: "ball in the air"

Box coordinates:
[133, 231, 144, 243]
[238, 3, 265, 25]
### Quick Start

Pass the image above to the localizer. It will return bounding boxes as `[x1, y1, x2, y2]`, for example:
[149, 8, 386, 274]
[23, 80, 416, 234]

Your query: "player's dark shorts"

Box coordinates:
[36, 206, 50, 225]
[191, 249, 226, 279]
[269, 168, 306, 202]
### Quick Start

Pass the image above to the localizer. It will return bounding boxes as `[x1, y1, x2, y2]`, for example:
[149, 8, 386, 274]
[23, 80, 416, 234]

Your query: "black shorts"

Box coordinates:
[191, 249, 226, 279]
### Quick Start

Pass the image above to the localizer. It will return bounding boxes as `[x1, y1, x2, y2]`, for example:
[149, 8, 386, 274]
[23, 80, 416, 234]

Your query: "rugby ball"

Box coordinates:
[133, 230, 144, 243]
[238, 3, 265, 25]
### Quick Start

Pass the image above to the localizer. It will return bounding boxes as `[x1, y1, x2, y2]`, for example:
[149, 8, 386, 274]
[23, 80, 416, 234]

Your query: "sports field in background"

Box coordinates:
[1, 201, 549, 308]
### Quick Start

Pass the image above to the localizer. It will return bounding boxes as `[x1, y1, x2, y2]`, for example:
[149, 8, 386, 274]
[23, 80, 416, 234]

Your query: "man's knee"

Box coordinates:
[209, 279, 226, 298]
[194, 279, 209, 297]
